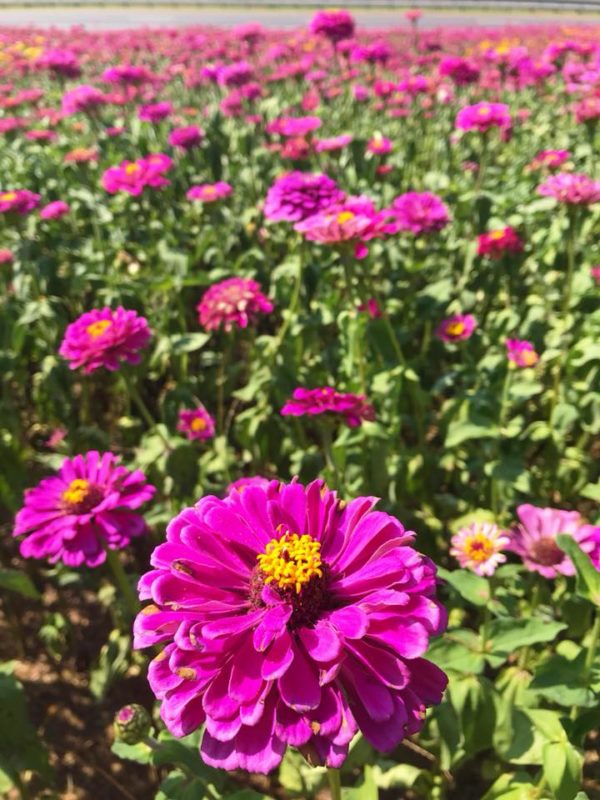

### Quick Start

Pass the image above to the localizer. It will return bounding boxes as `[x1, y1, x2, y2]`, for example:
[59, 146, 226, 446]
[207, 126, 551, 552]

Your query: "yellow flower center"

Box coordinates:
[125, 163, 140, 175]
[521, 349, 538, 366]
[1, 192, 17, 202]
[62, 479, 91, 506]
[202, 186, 217, 197]
[489, 230, 504, 240]
[446, 320, 466, 337]
[257, 530, 323, 594]
[190, 416, 207, 432]
[336, 211, 355, 224]
[86, 319, 112, 338]
[463, 533, 495, 562]
[478, 106, 491, 116]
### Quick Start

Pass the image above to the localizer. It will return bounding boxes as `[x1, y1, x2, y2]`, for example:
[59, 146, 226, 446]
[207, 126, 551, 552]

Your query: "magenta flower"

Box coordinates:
[138, 102, 172, 123]
[281, 387, 375, 428]
[168, 125, 204, 150]
[390, 192, 450, 235]
[366, 135, 393, 155]
[40, 200, 70, 220]
[59, 307, 151, 374]
[507, 504, 600, 578]
[102, 64, 154, 85]
[436, 314, 476, 343]
[266, 116, 322, 138]
[62, 84, 106, 115]
[537, 172, 600, 205]
[197, 277, 273, 332]
[438, 56, 480, 86]
[528, 149, 570, 171]
[134, 478, 447, 772]
[450, 522, 509, 576]
[0, 189, 41, 215]
[308, 9, 355, 41]
[455, 102, 511, 132]
[477, 227, 524, 259]
[264, 172, 345, 223]
[0, 248, 14, 264]
[217, 61, 255, 88]
[36, 49, 81, 78]
[315, 134, 353, 153]
[14, 451, 155, 568]
[102, 154, 172, 196]
[506, 339, 539, 368]
[177, 407, 216, 441]
[226, 476, 273, 495]
[186, 182, 232, 203]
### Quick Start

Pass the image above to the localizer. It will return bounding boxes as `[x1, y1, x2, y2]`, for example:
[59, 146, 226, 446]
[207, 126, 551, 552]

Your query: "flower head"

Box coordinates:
[436, 314, 476, 343]
[40, 200, 70, 220]
[177, 407, 216, 441]
[186, 182, 232, 203]
[59, 307, 151, 373]
[506, 338, 539, 368]
[13, 451, 155, 567]
[264, 171, 345, 223]
[266, 116, 322, 138]
[197, 277, 273, 332]
[477, 227, 524, 259]
[0, 189, 40, 215]
[102, 154, 172, 196]
[37, 49, 81, 78]
[62, 84, 106, 115]
[308, 9, 355, 41]
[281, 386, 375, 428]
[507, 504, 600, 578]
[528, 149, 570, 171]
[438, 56, 480, 86]
[168, 125, 204, 150]
[138, 102, 172, 123]
[455, 102, 511, 132]
[294, 196, 391, 256]
[390, 192, 450, 235]
[226, 476, 273, 495]
[134, 478, 447, 772]
[366, 134, 393, 155]
[537, 172, 600, 205]
[450, 522, 509, 576]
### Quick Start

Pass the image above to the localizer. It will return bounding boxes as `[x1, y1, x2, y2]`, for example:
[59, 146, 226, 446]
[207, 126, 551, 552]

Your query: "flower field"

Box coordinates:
[1, 11, 600, 800]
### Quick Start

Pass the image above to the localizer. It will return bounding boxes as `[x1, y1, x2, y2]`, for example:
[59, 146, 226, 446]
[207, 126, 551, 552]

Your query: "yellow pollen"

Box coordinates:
[1, 192, 17, 202]
[336, 211, 355, 224]
[478, 106, 491, 116]
[521, 350, 538, 366]
[190, 416, 207, 432]
[446, 321, 466, 337]
[86, 319, 112, 338]
[489, 230, 505, 240]
[62, 478, 90, 506]
[257, 530, 323, 594]
[464, 533, 495, 562]
[125, 163, 140, 174]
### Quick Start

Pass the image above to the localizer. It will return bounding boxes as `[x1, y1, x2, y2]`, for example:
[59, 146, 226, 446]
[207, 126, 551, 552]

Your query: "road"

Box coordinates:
[0, 6, 598, 28]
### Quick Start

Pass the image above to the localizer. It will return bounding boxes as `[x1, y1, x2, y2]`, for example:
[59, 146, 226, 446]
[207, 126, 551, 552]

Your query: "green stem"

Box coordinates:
[105, 547, 139, 620]
[320, 425, 342, 494]
[267, 253, 303, 359]
[340, 255, 366, 393]
[583, 607, 600, 683]
[124, 374, 171, 449]
[491, 368, 512, 516]
[327, 767, 342, 800]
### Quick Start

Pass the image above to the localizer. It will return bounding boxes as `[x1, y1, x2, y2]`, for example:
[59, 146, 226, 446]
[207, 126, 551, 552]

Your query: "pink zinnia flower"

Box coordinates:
[0, 248, 14, 264]
[226, 476, 273, 495]
[438, 56, 480, 86]
[591, 266, 600, 284]
[281, 387, 375, 428]
[134, 478, 447, 772]
[13, 451, 155, 567]
[177, 407, 216, 441]
[36, 49, 81, 79]
[477, 227, 524, 259]
[455, 102, 511, 133]
[0, 189, 40, 215]
[309, 9, 355, 41]
[264, 172, 345, 223]
[62, 84, 106, 115]
[102, 64, 154, 85]
[507, 504, 600, 579]
[59, 307, 151, 373]
[197, 277, 273, 332]
[506, 339, 539, 368]
[537, 172, 600, 205]
[168, 125, 204, 150]
[528, 149, 570, 171]
[450, 522, 509, 576]
[436, 314, 476, 343]
[186, 182, 232, 203]
[102, 154, 172, 196]
[315, 134, 352, 153]
[390, 192, 450, 235]
[40, 200, 70, 220]
[138, 102, 172, 123]
[266, 116, 322, 138]
[217, 61, 255, 88]
[366, 135, 393, 155]
[405, 8, 422, 21]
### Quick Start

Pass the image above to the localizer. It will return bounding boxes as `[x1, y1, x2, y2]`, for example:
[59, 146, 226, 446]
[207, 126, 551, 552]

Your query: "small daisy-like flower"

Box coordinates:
[436, 314, 476, 343]
[450, 522, 509, 576]
[506, 339, 540, 368]
[59, 307, 151, 373]
[197, 277, 273, 332]
[177, 407, 215, 441]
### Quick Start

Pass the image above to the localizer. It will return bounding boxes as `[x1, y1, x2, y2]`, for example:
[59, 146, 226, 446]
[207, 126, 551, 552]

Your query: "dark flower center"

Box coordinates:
[530, 536, 564, 567]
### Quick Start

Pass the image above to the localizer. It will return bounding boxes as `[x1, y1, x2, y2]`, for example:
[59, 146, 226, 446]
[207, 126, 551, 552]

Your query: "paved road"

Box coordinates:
[0, 6, 598, 28]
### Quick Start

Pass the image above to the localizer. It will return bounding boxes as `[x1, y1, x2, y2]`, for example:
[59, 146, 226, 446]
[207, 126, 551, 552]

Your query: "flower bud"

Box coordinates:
[114, 704, 152, 745]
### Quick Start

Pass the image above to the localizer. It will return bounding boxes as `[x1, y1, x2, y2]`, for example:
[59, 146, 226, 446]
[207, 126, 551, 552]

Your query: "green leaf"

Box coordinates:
[341, 765, 377, 800]
[487, 618, 566, 659]
[445, 420, 499, 448]
[427, 630, 485, 674]
[89, 631, 131, 699]
[0, 569, 40, 600]
[580, 483, 600, 503]
[111, 741, 153, 765]
[481, 771, 537, 800]
[529, 648, 595, 708]
[542, 740, 583, 800]
[438, 567, 491, 607]
[556, 535, 600, 606]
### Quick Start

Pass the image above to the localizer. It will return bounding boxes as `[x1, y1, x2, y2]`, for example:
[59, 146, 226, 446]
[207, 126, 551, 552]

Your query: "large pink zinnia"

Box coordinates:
[389, 192, 450, 235]
[537, 172, 600, 205]
[507, 504, 600, 578]
[264, 171, 345, 223]
[308, 9, 355, 41]
[134, 478, 447, 772]
[197, 277, 273, 332]
[14, 451, 155, 567]
[59, 307, 151, 373]
[281, 387, 375, 428]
